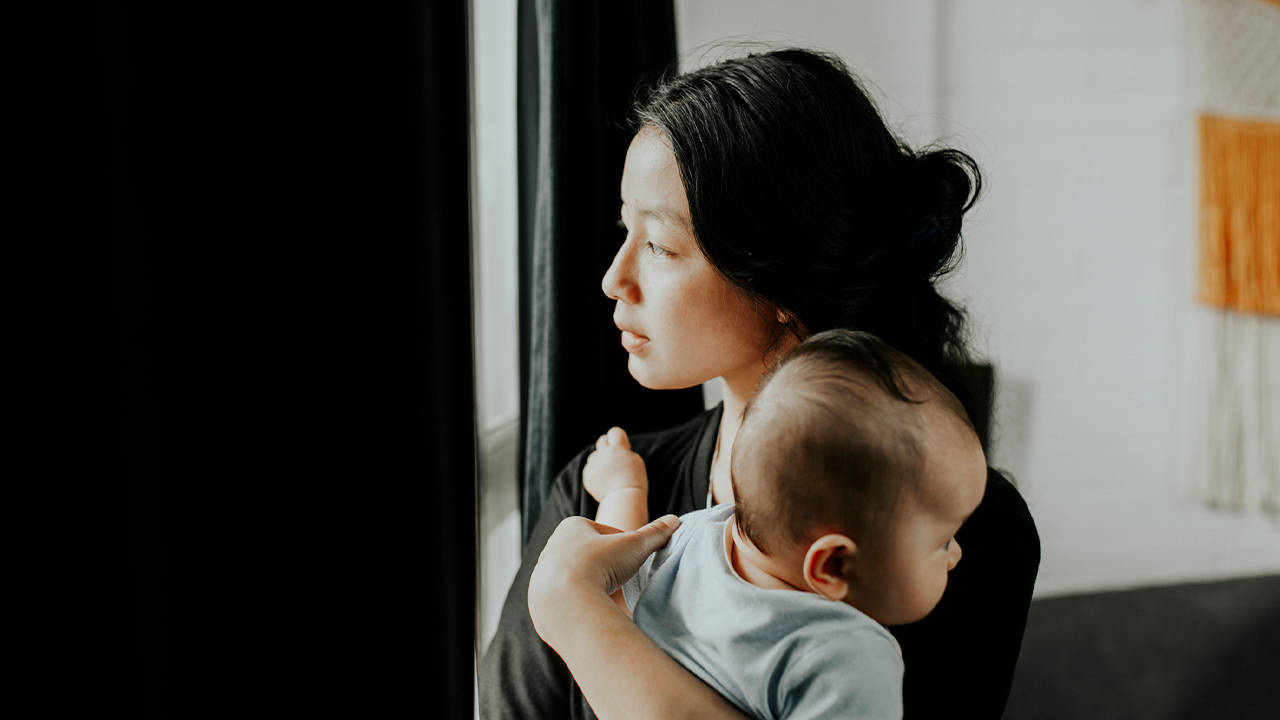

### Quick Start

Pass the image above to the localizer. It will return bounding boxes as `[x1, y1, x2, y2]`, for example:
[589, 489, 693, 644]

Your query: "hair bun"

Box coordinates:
[895, 148, 982, 280]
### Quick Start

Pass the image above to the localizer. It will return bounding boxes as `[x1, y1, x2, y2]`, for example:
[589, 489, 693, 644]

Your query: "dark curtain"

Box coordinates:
[423, 4, 480, 717]
[84, 6, 178, 716]
[86, 3, 475, 716]
[517, 0, 703, 543]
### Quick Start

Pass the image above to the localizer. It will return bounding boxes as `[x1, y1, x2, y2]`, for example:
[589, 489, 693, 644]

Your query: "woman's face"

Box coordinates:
[603, 129, 777, 391]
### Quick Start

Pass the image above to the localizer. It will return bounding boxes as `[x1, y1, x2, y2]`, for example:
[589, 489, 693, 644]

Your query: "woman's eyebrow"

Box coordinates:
[620, 201, 688, 230]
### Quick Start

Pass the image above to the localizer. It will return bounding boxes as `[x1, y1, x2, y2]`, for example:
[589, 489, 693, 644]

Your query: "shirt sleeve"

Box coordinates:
[776, 629, 905, 720]
[476, 446, 592, 719]
[620, 507, 704, 611]
[621, 551, 655, 612]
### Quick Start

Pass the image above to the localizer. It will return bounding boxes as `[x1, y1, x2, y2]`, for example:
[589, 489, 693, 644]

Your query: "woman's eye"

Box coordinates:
[943, 539, 952, 551]
[646, 242, 672, 258]
[615, 218, 628, 232]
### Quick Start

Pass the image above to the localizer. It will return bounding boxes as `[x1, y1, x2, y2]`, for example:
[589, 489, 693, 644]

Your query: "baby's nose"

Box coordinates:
[946, 541, 962, 571]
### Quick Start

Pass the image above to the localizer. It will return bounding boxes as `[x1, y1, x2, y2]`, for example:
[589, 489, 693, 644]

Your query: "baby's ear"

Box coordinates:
[802, 534, 856, 602]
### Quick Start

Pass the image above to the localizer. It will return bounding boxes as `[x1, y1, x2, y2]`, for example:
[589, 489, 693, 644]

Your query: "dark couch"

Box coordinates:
[1003, 575, 1280, 719]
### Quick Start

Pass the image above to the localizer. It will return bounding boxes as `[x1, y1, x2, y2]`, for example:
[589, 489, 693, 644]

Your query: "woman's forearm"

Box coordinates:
[550, 592, 750, 720]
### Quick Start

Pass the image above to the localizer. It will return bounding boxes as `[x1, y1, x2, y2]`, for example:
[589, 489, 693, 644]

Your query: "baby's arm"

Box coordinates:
[584, 427, 649, 532]
[583, 427, 649, 613]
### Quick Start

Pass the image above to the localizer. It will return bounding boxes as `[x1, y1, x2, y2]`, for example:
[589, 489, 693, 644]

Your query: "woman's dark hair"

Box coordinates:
[631, 48, 982, 410]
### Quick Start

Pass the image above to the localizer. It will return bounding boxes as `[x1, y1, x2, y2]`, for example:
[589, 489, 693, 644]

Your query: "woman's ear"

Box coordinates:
[802, 534, 856, 601]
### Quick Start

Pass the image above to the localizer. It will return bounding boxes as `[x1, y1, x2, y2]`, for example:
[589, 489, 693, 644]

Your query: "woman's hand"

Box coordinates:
[527, 513, 679, 651]
[583, 426, 649, 502]
[526, 513, 749, 720]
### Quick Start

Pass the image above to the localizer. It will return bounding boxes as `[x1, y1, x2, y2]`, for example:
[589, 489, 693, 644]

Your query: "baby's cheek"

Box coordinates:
[934, 569, 951, 603]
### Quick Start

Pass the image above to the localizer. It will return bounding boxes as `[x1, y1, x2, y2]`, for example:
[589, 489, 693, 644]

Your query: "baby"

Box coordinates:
[582, 328, 988, 719]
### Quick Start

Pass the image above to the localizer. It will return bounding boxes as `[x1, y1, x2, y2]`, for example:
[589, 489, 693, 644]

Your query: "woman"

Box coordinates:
[479, 48, 1040, 718]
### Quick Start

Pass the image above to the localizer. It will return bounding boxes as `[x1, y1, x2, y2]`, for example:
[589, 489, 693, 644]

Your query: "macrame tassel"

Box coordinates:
[1198, 113, 1280, 316]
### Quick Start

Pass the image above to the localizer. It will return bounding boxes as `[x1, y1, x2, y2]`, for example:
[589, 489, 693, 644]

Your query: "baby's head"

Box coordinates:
[730, 329, 987, 626]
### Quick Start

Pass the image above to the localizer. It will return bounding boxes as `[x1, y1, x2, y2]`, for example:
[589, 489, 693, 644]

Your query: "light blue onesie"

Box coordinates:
[622, 503, 904, 719]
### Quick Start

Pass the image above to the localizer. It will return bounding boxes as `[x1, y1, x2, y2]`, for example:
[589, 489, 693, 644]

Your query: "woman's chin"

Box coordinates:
[627, 356, 702, 391]
[625, 358, 663, 389]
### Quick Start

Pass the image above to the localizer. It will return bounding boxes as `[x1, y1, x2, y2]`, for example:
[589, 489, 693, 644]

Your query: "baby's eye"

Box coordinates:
[615, 218, 628, 232]
[646, 242, 672, 258]
[942, 539, 952, 551]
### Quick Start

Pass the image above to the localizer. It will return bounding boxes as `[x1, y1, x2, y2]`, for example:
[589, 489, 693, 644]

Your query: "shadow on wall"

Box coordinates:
[992, 374, 1035, 488]
[1003, 575, 1280, 720]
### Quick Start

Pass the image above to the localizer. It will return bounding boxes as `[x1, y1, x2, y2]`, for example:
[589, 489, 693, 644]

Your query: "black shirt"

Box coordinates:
[478, 405, 1040, 719]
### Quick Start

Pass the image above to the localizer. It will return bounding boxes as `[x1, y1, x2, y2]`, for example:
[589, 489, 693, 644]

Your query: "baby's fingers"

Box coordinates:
[607, 426, 630, 449]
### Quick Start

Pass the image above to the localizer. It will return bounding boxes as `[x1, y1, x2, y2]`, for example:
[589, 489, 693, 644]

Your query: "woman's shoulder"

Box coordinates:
[983, 468, 1038, 536]
[967, 466, 1041, 573]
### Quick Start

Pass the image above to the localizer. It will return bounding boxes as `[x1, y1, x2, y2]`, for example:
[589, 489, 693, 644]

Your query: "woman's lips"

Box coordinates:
[620, 330, 650, 353]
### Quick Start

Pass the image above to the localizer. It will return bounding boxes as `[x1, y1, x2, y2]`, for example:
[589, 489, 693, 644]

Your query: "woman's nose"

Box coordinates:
[601, 240, 639, 304]
[946, 540, 962, 572]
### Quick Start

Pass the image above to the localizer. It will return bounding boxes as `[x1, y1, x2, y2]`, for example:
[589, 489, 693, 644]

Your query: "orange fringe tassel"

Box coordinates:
[1198, 113, 1280, 316]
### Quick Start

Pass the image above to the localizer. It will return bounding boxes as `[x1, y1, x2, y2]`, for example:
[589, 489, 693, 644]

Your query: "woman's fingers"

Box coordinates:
[596, 434, 608, 450]
[577, 515, 676, 543]
[539, 514, 682, 596]
[597, 514, 681, 592]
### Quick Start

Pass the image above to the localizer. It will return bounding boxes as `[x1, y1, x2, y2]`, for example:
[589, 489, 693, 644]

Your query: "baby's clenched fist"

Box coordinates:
[583, 426, 649, 502]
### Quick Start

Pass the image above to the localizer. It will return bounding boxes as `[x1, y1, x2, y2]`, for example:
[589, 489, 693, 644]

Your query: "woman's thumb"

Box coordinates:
[602, 515, 682, 592]
[631, 514, 681, 555]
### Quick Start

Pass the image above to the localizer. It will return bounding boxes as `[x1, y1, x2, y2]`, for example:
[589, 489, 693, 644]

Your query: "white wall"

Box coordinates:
[677, 0, 1280, 597]
[677, 0, 943, 145]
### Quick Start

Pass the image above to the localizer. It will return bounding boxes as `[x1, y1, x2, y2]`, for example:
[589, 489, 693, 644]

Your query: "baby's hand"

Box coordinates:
[583, 427, 648, 502]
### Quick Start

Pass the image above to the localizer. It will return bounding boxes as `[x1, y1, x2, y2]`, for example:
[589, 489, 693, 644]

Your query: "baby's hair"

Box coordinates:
[731, 329, 975, 555]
